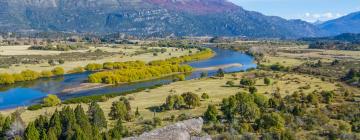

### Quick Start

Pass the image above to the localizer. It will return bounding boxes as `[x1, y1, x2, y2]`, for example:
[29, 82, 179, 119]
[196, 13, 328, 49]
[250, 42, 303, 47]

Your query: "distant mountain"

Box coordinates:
[0, 0, 324, 38]
[300, 33, 360, 51]
[319, 11, 360, 35]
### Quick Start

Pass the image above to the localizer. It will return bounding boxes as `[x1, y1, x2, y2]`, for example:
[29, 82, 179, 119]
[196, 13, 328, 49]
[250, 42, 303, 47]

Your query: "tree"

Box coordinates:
[88, 102, 107, 129]
[43, 95, 61, 107]
[109, 119, 128, 139]
[204, 105, 218, 123]
[135, 107, 140, 117]
[321, 91, 334, 104]
[256, 112, 285, 131]
[200, 72, 208, 78]
[165, 95, 185, 110]
[240, 78, 256, 86]
[249, 86, 258, 94]
[74, 105, 92, 136]
[181, 92, 201, 109]
[201, 93, 210, 100]
[226, 81, 235, 87]
[48, 110, 62, 138]
[216, 69, 225, 77]
[51, 67, 64, 76]
[24, 122, 39, 140]
[254, 93, 269, 110]
[220, 96, 237, 122]
[109, 101, 128, 120]
[41, 70, 53, 78]
[264, 77, 271, 86]
[0, 73, 15, 85]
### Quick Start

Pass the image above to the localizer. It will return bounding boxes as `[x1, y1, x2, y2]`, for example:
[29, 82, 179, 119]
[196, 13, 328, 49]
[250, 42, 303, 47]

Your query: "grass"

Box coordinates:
[0, 45, 197, 74]
[1, 70, 348, 128]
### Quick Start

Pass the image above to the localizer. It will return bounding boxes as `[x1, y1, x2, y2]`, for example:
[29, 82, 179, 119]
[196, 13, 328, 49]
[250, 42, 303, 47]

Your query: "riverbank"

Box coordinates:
[0, 70, 344, 124]
[0, 45, 197, 74]
[194, 63, 242, 71]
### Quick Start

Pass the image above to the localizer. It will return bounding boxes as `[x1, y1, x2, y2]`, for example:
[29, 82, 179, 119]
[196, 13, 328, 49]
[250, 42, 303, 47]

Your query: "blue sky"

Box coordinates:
[229, 0, 360, 22]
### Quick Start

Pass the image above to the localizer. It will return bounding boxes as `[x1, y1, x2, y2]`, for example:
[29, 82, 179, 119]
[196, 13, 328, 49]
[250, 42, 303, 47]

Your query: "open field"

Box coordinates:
[0, 45, 197, 74]
[1, 70, 349, 126]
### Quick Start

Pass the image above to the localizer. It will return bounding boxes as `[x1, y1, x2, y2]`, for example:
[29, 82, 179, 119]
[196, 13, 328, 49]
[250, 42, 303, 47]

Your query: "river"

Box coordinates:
[0, 48, 256, 109]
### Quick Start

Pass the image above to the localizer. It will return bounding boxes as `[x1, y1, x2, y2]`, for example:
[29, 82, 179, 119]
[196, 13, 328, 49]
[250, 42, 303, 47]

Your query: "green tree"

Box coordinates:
[24, 122, 40, 140]
[254, 93, 269, 110]
[165, 95, 185, 110]
[204, 105, 218, 123]
[51, 67, 65, 76]
[200, 72, 208, 78]
[88, 102, 107, 129]
[264, 77, 271, 86]
[74, 105, 92, 136]
[109, 119, 128, 139]
[135, 107, 140, 117]
[109, 101, 128, 120]
[256, 112, 285, 131]
[201, 93, 210, 100]
[181, 92, 201, 109]
[321, 91, 334, 104]
[226, 81, 235, 87]
[216, 69, 225, 77]
[220, 96, 237, 122]
[43, 95, 61, 107]
[48, 110, 62, 138]
[249, 86, 258, 94]
[240, 78, 256, 86]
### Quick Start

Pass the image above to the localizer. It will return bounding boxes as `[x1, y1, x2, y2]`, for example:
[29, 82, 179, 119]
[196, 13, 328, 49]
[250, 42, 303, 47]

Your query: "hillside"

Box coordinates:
[319, 11, 360, 35]
[0, 0, 323, 38]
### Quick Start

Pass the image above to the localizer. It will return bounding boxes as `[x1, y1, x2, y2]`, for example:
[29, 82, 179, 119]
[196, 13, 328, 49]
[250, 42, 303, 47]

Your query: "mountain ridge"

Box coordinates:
[319, 11, 360, 35]
[0, 0, 324, 38]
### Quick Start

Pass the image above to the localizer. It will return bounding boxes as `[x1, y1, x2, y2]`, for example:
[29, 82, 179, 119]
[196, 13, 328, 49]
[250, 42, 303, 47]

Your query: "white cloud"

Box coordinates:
[303, 12, 343, 22]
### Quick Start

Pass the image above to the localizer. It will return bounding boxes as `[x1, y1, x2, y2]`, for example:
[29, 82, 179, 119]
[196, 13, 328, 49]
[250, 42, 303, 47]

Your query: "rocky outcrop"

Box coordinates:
[124, 118, 211, 140]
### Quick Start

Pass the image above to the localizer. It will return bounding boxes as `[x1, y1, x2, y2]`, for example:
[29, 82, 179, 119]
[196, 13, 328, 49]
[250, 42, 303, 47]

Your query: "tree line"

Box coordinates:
[0, 67, 65, 85]
[88, 49, 214, 84]
[1, 102, 129, 140]
[201, 86, 359, 139]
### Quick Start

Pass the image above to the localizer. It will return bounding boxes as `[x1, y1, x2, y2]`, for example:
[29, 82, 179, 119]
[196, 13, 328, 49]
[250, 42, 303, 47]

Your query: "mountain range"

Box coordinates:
[318, 11, 360, 36]
[0, 0, 358, 38]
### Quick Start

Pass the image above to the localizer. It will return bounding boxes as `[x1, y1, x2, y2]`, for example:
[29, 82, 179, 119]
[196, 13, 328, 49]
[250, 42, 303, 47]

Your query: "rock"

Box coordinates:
[124, 117, 211, 140]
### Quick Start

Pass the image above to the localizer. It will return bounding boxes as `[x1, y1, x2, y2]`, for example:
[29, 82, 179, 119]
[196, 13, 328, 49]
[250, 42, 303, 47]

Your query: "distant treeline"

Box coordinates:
[302, 33, 360, 51]
[0, 67, 65, 85]
[29, 44, 89, 51]
[88, 49, 214, 84]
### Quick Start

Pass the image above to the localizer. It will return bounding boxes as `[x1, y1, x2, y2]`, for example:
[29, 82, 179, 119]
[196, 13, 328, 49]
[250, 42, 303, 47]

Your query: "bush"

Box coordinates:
[27, 104, 43, 110]
[176, 74, 186, 81]
[41, 70, 53, 78]
[68, 67, 85, 74]
[52, 67, 65, 76]
[226, 81, 235, 87]
[240, 78, 256, 86]
[201, 93, 210, 100]
[43, 94, 61, 107]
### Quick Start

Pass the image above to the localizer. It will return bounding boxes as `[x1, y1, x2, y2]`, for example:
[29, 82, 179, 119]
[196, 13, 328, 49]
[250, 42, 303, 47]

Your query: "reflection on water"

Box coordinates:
[0, 48, 256, 109]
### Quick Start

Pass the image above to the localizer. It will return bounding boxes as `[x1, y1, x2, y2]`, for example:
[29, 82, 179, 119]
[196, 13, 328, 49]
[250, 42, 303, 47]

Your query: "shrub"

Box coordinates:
[181, 92, 201, 109]
[43, 94, 61, 107]
[0, 73, 15, 85]
[27, 104, 43, 110]
[51, 67, 65, 76]
[201, 93, 210, 100]
[226, 81, 235, 87]
[41, 70, 53, 78]
[240, 78, 256, 86]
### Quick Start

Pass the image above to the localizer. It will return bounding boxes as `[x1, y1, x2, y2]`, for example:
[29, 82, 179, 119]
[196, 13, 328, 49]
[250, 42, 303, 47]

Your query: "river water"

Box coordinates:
[0, 48, 256, 109]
